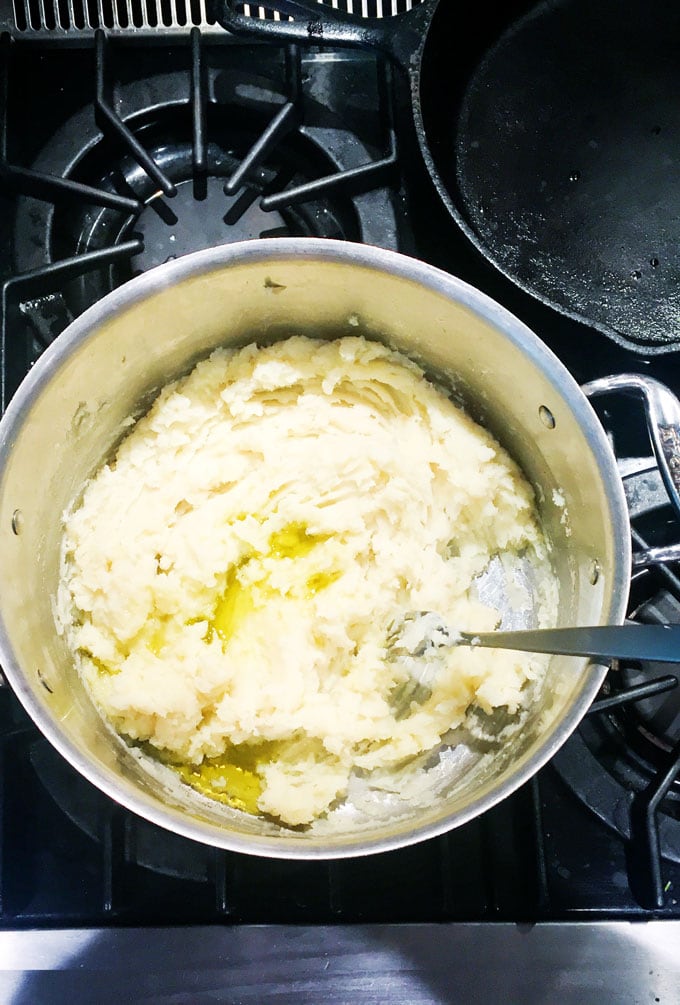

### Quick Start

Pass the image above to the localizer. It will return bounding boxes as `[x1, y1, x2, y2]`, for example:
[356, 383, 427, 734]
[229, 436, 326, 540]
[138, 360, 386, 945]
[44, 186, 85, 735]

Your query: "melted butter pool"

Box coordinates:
[268, 522, 328, 559]
[211, 568, 256, 643]
[209, 522, 337, 643]
[176, 750, 264, 814]
[171, 737, 324, 817]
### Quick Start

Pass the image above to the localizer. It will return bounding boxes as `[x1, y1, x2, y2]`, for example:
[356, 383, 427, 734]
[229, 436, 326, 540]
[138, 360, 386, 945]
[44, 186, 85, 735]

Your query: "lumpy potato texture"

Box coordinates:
[59, 336, 552, 826]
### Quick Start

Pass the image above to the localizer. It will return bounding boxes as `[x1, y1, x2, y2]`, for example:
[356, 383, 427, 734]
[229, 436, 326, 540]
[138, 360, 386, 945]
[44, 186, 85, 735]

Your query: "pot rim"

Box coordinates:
[0, 238, 631, 858]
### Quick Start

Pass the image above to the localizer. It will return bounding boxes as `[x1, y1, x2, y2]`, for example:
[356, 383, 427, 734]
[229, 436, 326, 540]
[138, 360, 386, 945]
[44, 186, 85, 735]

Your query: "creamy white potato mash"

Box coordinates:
[59, 336, 555, 826]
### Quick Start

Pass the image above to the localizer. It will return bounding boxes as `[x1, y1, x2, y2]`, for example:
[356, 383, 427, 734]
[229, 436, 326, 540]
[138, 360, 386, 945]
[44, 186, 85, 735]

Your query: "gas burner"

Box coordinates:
[45, 105, 366, 314]
[8, 44, 400, 370]
[553, 484, 680, 907]
[621, 591, 680, 761]
[546, 377, 680, 909]
[28, 733, 215, 882]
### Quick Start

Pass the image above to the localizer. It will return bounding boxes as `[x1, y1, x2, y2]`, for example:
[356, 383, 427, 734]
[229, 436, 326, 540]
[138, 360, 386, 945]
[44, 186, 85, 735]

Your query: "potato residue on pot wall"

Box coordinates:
[58, 336, 557, 827]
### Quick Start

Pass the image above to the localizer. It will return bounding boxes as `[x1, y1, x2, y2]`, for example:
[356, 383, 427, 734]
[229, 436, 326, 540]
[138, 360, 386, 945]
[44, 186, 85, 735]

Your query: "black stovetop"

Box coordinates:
[1, 16, 680, 930]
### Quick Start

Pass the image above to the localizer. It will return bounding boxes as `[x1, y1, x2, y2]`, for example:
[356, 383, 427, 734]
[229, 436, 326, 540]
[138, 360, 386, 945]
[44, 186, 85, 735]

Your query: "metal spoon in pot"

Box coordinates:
[388, 611, 680, 717]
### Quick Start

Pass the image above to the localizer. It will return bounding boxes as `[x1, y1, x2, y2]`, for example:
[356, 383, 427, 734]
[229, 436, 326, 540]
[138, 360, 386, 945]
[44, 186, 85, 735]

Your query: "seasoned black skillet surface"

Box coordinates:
[420, 0, 680, 353]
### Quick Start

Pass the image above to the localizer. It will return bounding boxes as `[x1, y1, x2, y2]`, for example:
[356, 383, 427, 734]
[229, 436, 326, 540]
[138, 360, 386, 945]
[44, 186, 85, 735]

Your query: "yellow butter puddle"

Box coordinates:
[269, 521, 328, 559]
[134, 740, 273, 815]
[176, 752, 264, 814]
[211, 568, 256, 643]
[209, 522, 338, 643]
[143, 735, 327, 817]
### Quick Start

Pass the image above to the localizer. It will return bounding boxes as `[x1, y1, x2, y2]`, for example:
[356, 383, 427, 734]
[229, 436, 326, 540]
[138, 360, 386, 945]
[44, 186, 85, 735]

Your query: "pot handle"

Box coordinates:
[211, 0, 436, 66]
[584, 374, 680, 519]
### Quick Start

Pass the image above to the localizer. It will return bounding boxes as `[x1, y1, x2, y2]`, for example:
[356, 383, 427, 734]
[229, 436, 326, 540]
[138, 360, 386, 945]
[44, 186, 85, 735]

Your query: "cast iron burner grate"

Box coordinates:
[1, 31, 401, 408]
[553, 388, 680, 911]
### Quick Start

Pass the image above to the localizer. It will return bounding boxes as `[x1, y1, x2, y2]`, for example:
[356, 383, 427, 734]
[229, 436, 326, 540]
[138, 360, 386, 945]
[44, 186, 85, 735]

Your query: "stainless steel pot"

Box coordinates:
[0, 239, 630, 858]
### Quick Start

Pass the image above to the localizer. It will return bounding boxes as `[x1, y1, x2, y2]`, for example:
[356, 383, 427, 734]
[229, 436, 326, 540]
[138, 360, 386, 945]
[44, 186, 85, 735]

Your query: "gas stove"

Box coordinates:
[1, 1, 680, 999]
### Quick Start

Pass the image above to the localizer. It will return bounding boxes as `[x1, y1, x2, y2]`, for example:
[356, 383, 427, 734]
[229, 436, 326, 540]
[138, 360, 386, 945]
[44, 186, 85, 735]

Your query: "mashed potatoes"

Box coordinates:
[59, 336, 554, 826]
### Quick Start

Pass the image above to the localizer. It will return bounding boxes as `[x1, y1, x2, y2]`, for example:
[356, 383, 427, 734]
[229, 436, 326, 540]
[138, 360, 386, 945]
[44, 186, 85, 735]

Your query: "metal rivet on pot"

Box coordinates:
[539, 405, 556, 429]
[11, 509, 23, 535]
[590, 560, 601, 586]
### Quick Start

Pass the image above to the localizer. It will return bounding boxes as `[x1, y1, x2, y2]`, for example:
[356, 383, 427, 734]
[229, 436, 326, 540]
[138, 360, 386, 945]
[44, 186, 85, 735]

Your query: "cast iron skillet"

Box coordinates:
[215, 0, 680, 355]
